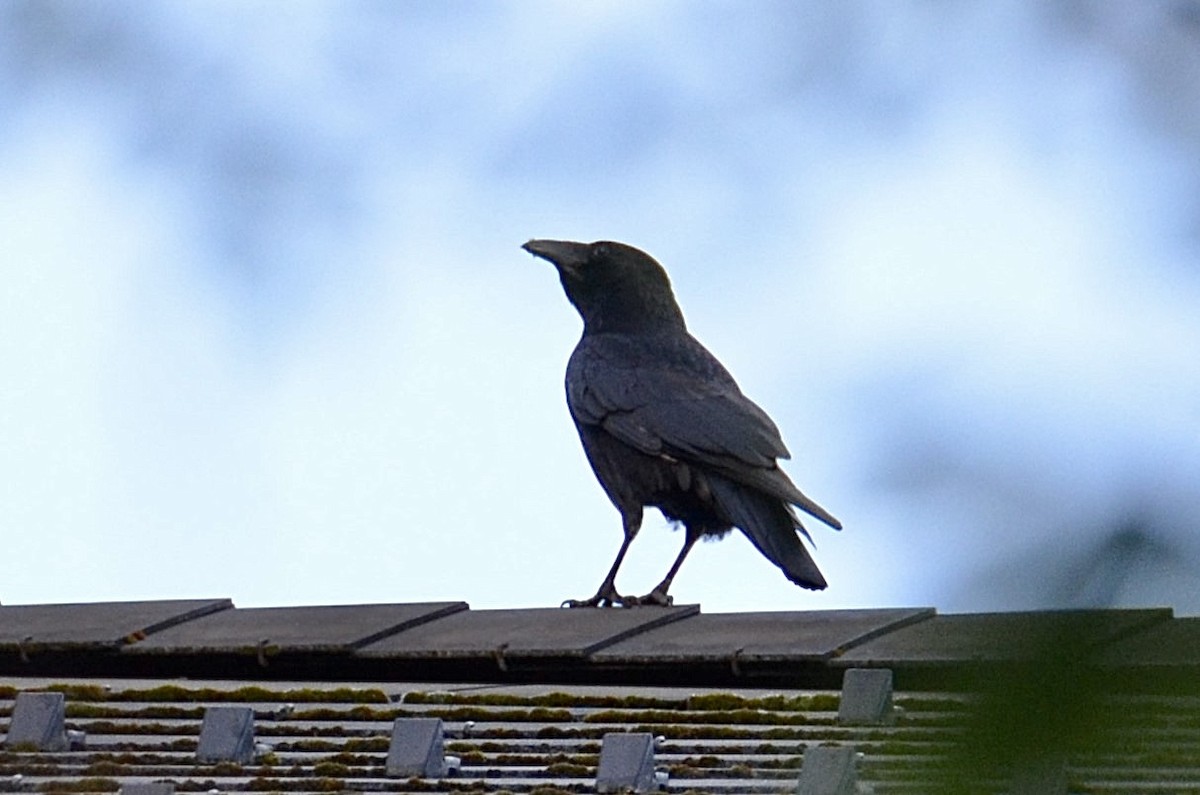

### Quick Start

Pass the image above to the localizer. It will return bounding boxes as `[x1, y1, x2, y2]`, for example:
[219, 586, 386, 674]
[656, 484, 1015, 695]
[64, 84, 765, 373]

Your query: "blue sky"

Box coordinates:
[3, 2, 1198, 614]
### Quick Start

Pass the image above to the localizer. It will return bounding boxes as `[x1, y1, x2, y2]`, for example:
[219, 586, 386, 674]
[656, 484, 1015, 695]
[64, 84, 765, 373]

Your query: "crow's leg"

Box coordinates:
[563, 508, 641, 608]
[637, 525, 702, 606]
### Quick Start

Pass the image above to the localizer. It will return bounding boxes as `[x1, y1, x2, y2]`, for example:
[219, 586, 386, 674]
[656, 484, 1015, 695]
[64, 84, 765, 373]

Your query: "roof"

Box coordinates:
[1, 599, 1195, 689]
[1, 600, 1198, 793]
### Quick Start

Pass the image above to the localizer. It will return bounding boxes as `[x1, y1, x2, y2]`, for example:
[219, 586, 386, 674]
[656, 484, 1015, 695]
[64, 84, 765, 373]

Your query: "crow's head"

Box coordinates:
[523, 239, 686, 334]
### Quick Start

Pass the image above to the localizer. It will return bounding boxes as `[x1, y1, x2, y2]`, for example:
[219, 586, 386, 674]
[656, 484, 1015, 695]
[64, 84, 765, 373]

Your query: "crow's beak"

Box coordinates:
[522, 239, 588, 276]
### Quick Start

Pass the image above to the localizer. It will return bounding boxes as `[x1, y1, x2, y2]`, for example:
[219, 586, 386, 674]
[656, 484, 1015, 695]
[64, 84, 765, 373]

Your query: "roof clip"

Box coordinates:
[837, 668, 894, 726]
[387, 717, 459, 778]
[5, 692, 69, 751]
[256, 638, 271, 668]
[729, 646, 744, 678]
[197, 706, 256, 764]
[597, 732, 660, 793]
[796, 744, 859, 795]
[17, 635, 32, 664]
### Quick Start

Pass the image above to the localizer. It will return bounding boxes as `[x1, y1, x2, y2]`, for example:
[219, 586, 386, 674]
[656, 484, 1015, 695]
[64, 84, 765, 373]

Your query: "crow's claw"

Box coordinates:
[636, 588, 674, 607]
[562, 582, 636, 608]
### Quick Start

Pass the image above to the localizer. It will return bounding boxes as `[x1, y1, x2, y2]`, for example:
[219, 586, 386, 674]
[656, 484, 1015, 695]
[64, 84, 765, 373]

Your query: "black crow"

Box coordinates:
[524, 239, 842, 607]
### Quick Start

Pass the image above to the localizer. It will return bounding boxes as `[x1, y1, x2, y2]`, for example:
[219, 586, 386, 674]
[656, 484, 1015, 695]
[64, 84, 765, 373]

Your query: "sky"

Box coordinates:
[2, 1, 1199, 615]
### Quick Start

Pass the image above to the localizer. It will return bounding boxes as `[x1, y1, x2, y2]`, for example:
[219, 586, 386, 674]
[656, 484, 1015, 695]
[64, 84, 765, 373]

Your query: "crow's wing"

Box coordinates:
[567, 332, 841, 529]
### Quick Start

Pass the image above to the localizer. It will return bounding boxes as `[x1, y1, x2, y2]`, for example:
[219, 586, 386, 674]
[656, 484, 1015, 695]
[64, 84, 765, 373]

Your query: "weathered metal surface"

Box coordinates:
[837, 608, 1172, 667]
[357, 604, 699, 659]
[195, 705, 255, 764]
[2, 676, 1197, 793]
[1099, 615, 1200, 667]
[0, 599, 231, 650]
[837, 667, 894, 725]
[592, 607, 933, 663]
[126, 602, 467, 654]
[595, 732, 657, 793]
[386, 717, 446, 777]
[4, 691, 67, 750]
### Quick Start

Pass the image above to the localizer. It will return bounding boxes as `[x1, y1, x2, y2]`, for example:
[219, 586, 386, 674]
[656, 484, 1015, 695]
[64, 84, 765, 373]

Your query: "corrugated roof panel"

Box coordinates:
[356, 604, 699, 660]
[3, 601, 1193, 689]
[2, 678, 1198, 793]
[836, 608, 1172, 668]
[591, 608, 934, 664]
[123, 602, 467, 654]
[1099, 616, 1200, 667]
[0, 600, 232, 651]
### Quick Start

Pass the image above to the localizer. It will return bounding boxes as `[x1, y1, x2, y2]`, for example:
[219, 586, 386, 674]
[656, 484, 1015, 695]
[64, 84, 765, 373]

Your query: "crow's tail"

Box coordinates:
[707, 473, 827, 590]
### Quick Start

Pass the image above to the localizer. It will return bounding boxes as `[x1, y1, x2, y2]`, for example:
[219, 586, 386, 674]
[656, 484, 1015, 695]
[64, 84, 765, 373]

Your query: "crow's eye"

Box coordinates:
[590, 243, 610, 262]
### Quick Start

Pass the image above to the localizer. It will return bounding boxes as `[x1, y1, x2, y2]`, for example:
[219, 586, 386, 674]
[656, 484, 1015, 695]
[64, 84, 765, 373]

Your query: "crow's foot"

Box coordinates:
[635, 587, 674, 607]
[562, 581, 634, 608]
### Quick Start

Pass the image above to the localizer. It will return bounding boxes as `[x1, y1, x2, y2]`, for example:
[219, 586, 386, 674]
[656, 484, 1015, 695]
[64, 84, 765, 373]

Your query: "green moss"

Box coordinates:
[396, 706, 573, 723]
[729, 762, 757, 778]
[46, 684, 110, 701]
[67, 704, 204, 719]
[75, 720, 186, 736]
[49, 684, 389, 704]
[545, 762, 591, 776]
[758, 755, 806, 770]
[634, 724, 759, 740]
[35, 778, 119, 793]
[761, 727, 816, 740]
[402, 690, 682, 710]
[542, 753, 597, 769]
[325, 751, 372, 765]
[246, 778, 345, 792]
[869, 740, 950, 756]
[684, 693, 744, 711]
[536, 726, 604, 740]
[5, 741, 42, 753]
[311, 761, 351, 777]
[666, 763, 699, 778]
[291, 705, 394, 721]
[586, 707, 816, 726]
[687, 692, 840, 712]
[1, 763, 62, 776]
[281, 738, 339, 752]
[896, 695, 971, 712]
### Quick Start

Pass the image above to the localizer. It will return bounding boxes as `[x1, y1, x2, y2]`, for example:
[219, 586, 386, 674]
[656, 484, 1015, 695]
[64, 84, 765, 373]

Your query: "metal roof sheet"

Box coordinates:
[0, 598, 1197, 791]
[357, 604, 699, 659]
[0, 600, 1195, 692]
[836, 607, 1172, 667]
[1099, 616, 1200, 667]
[0, 600, 231, 651]
[126, 602, 467, 654]
[591, 608, 933, 664]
